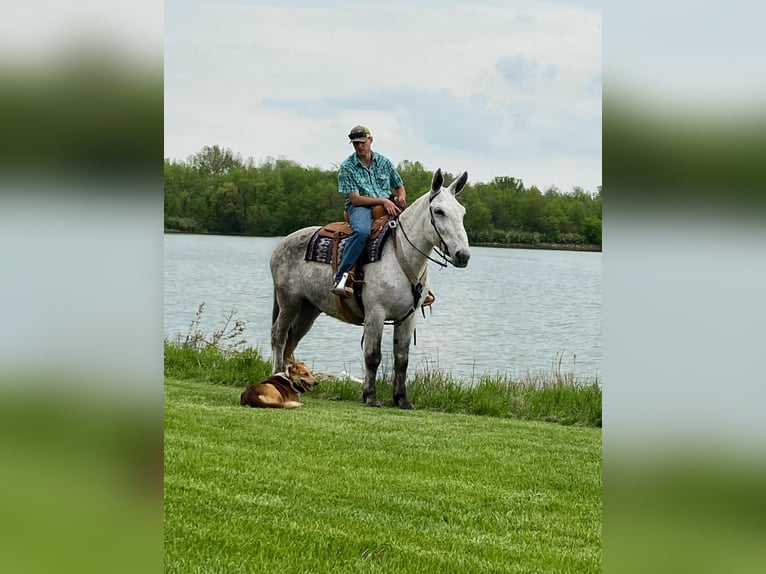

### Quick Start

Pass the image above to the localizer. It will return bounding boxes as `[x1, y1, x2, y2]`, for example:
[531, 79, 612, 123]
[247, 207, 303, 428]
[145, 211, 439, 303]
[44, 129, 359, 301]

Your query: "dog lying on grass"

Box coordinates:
[240, 361, 317, 409]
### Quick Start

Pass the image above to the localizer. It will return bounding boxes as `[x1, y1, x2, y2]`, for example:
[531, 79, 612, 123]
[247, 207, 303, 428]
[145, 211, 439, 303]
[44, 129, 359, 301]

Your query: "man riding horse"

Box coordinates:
[270, 123, 471, 408]
[332, 125, 407, 297]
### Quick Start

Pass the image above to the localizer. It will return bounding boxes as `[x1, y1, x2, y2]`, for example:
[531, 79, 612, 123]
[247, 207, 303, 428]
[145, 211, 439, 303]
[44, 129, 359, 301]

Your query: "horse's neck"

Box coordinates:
[396, 198, 436, 275]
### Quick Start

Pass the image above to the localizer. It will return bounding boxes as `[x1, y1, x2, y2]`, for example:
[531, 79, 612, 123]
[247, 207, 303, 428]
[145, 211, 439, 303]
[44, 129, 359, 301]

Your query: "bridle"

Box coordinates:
[381, 192, 460, 326]
[390, 192, 457, 269]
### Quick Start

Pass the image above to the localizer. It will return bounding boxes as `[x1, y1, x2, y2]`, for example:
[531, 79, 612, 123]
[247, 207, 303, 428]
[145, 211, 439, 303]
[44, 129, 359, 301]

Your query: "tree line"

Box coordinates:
[164, 145, 602, 248]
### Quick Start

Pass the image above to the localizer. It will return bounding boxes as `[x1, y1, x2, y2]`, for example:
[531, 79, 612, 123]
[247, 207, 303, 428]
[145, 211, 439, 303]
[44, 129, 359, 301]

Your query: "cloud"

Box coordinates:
[264, 83, 599, 163]
[495, 54, 544, 87]
[264, 89, 498, 155]
[165, 0, 602, 191]
[543, 64, 558, 80]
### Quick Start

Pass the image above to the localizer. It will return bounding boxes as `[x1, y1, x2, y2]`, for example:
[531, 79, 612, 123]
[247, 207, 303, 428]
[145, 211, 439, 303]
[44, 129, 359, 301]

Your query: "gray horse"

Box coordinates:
[269, 168, 471, 408]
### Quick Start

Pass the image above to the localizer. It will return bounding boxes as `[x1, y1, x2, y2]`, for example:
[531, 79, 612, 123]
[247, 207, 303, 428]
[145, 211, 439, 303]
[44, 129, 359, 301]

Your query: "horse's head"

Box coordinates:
[428, 169, 471, 267]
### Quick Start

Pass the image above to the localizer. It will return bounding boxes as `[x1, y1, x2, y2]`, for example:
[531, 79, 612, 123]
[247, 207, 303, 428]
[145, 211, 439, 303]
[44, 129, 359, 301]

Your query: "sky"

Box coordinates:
[164, 0, 601, 193]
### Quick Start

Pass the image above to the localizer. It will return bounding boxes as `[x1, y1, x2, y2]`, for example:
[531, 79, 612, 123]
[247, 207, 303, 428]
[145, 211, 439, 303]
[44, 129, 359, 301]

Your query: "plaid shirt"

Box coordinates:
[338, 151, 403, 209]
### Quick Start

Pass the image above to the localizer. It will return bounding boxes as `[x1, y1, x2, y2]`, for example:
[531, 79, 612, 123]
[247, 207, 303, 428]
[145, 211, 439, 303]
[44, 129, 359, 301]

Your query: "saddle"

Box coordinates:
[322, 206, 389, 265]
[304, 204, 435, 324]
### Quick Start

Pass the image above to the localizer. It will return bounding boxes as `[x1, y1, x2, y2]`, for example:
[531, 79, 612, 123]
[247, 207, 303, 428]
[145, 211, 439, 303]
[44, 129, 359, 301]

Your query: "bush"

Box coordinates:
[557, 232, 586, 244]
[165, 215, 204, 233]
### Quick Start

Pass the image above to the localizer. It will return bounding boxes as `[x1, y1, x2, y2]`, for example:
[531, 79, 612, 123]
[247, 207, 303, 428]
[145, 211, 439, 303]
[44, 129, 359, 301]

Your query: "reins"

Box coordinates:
[385, 220, 426, 327]
[391, 217, 448, 269]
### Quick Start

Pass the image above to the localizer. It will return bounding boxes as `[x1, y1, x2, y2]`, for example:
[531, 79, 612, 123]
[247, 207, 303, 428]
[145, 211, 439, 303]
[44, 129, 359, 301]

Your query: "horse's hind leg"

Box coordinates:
[271, 290, 301, 373]
[283, 300, 320, 363]
[392, 317, 416, 409]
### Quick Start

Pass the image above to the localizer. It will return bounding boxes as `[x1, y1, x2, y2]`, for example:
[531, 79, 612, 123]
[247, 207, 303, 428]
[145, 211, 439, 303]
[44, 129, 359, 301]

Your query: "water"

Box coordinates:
[164, 234, 602, 382]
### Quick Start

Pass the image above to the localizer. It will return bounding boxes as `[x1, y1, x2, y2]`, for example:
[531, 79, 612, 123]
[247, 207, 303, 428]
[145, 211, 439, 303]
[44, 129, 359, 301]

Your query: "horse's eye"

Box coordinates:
[434, 208, 445, 216]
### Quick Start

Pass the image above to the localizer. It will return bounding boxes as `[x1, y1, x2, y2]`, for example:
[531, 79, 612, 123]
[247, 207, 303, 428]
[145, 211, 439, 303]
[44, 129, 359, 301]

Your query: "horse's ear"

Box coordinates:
[430, 169, 444, 195]
[448, 171, 469, 196]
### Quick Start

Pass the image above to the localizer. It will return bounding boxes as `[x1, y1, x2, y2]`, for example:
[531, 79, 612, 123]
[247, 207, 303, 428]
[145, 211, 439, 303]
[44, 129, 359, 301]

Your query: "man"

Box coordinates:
[332, 125, 406, 296]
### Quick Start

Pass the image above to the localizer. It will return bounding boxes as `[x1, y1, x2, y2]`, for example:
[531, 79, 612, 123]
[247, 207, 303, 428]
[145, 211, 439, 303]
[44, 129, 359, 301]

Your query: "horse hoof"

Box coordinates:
[363, 393, 382, 407]
[396, 399, 414, 410]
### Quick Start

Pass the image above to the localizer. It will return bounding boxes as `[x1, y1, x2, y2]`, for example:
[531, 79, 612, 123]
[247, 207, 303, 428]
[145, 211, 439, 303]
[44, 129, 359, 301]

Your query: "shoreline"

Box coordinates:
[472, 241, 601, 252]
[164, 229, 601, 252]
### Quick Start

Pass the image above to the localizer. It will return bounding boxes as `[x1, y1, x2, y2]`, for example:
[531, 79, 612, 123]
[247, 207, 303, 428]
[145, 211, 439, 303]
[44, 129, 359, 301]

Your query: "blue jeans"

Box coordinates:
[335, 205, 372, 283]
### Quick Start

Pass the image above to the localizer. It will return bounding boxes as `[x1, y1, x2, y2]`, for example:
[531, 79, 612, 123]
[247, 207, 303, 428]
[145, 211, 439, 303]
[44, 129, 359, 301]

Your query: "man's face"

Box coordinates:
[352, 137, 372, 155]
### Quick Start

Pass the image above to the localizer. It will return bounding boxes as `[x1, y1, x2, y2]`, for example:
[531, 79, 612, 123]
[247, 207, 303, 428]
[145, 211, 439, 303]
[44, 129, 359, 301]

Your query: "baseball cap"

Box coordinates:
[348, 125, 371, 142]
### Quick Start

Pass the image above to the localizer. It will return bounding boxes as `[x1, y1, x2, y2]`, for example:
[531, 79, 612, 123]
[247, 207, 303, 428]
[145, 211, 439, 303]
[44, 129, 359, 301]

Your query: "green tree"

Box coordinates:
[583, 216, 602, 244]
[539, 201, 567, 241]
[189, 145, 242, 177]
[208, 182, 244, 233]
[459, 187, 492, 241]
[163, 146, 601, 247]
[397, 160, 433, 200]
[521, 187, 544, 232]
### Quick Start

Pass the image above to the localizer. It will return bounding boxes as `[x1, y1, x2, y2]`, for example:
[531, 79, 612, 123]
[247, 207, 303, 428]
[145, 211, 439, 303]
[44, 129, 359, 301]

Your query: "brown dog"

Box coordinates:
[240, 361, 317, 409]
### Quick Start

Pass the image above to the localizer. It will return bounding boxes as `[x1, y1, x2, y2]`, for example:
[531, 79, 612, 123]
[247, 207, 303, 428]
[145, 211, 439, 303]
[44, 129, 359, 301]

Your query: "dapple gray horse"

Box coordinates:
[269, 169, 470, 408]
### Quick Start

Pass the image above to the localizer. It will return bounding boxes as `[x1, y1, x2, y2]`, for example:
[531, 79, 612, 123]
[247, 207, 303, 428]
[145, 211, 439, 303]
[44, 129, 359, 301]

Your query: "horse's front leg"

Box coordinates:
[362, 312, 385, 407]
[392, 316, 416, 410]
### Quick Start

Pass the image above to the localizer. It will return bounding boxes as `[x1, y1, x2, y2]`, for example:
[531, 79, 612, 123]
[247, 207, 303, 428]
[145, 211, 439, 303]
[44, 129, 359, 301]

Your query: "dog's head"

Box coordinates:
[285, 361, 317, 392]
[240, 386, 255, 405]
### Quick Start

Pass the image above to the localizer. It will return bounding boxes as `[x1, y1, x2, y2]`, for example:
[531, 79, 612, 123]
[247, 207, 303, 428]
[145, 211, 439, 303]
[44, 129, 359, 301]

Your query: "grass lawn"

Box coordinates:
[165, 379, 601, 573]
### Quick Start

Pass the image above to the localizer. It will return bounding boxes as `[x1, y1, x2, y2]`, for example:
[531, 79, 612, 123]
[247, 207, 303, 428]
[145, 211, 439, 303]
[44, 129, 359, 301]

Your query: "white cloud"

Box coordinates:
[165, 0, 601, 192]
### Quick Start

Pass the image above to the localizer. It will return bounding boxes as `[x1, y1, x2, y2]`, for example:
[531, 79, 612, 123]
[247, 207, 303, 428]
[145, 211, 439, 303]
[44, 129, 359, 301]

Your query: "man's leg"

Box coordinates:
[333, 206, 372, 289]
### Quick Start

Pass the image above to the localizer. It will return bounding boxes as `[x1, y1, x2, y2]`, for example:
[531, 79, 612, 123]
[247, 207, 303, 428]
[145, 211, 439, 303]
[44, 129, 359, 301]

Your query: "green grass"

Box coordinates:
[164, 343, 272, 385]
[316, 371, 602, 427]
[164, 342, 602, 427]
[164, 379, 601, 573]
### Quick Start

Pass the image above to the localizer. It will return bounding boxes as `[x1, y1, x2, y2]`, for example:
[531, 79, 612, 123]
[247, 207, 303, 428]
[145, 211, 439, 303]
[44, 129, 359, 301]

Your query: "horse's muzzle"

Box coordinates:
[453, 249, 470, 267]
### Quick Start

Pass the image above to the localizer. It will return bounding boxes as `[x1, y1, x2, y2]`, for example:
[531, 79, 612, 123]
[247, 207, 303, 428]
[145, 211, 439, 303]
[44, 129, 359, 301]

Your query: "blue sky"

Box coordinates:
[165, 0, 601, 192]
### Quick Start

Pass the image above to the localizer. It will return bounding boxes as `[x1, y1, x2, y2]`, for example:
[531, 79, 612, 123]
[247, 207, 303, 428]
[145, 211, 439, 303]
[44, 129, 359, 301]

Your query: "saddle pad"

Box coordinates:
[305, 221, 393, 266]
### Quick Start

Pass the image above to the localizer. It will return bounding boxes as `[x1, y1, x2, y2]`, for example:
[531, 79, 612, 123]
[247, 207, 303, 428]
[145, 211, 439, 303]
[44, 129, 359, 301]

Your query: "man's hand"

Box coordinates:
[396, 191, 406, 208]
[381, 198, 402, 216]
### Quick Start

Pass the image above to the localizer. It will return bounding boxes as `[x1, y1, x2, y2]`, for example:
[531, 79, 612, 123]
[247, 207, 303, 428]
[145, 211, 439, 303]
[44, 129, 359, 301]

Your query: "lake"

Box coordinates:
[164, 233, 602, 383]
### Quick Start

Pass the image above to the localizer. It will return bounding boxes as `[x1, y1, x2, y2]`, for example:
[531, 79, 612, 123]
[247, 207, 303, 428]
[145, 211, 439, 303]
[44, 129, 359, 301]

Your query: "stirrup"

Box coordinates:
[332, 272, 354, 298]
